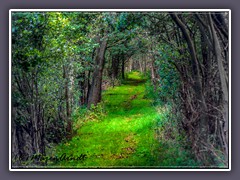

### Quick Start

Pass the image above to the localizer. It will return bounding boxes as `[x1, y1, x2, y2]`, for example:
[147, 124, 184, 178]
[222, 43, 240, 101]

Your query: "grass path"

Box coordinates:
[51, 72, 163, 168]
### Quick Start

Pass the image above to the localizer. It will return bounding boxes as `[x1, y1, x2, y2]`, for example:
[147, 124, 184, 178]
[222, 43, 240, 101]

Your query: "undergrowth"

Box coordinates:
[144, 71, 200, 167]
[154, 105, 200, 167]
[72, 103, 107, 133]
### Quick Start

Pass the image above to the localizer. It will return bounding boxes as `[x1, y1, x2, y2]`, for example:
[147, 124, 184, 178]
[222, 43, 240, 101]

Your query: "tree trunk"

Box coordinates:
[121, 55, 125, 79]
[150, 57, 157, 92]
[171, 13, 209, 162]
[63, 65, 72, 138]
[30, 70, 45, 164]
[208, 14, 229, 160]
[112, 55, 119, 79]
[139, 60, 143, 73]
[129, 58, 133, 72]
[87, 36, 107, 108]
[78, 71, 86, 106]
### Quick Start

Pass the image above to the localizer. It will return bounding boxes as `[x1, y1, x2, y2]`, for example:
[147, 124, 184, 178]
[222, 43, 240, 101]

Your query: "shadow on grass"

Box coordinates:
[122, 79, 147, 86]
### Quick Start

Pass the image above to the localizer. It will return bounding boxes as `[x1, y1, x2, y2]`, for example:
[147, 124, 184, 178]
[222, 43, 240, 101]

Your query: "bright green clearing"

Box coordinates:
[48, 71, 197, 168]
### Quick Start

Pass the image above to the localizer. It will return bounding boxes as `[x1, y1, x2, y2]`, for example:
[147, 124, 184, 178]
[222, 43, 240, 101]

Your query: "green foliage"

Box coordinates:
[72, 103, 107, 133]
[144, 68, 200, 167]
[144, 44, 181, 106]
[116, 12, 143, 32]
[155, 105, 200, 167]
[155, 44, 180, 102]
[11, 12, 104, 157]
[12, 12, 46, 71]
[144, 76, 161, 105]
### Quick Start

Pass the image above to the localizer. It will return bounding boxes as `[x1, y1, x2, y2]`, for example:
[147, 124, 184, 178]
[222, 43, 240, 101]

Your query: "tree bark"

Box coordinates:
[78, 71, 86, 106]
[87, 36, 107, 108]
[112, 55, 119, 79]
[170, 13, 209, 162]
[121, 55, 125, 79]
[63, 65, 72, 137]
[208, 14, 229, 159]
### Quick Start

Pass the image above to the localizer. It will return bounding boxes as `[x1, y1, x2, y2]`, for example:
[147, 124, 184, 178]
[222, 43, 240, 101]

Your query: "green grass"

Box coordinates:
[47, 71, 198, 168]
